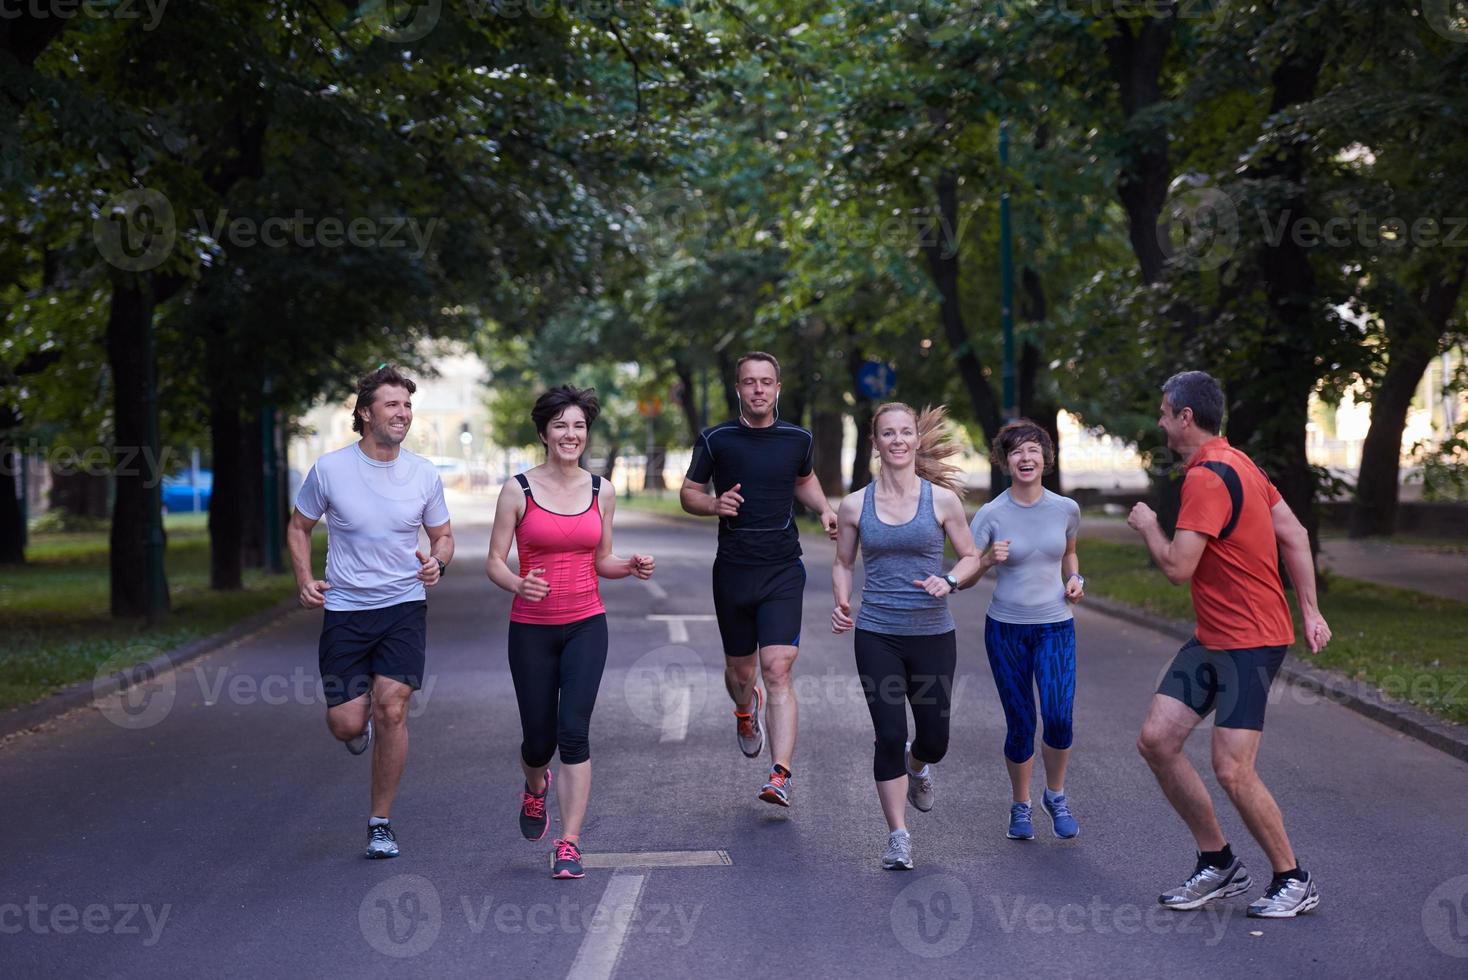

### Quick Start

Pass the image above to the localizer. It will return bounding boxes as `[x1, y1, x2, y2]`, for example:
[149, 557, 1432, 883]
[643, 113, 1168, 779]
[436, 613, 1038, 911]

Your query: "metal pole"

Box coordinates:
[144, 312, 167, 624]
[999, 120, 1017, 422]
[191, 446, 201, 514]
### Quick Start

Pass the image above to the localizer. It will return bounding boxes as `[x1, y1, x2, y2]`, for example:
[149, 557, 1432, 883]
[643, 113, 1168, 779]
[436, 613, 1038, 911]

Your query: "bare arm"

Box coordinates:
[415, 520, 454, 586]
[1062, 536, 1085, 602]
[484, 482, 548, 600]
[795, 470, 839, 538]
[1272, 499, 1331, 653]
[287, 509, 329, 608]
[935, 487, 983, 588]
[1127, 503, 1208, 584]
[680, 476, 743, 518]
[831, 493, 861, 632]
[594, 482, 654, 580]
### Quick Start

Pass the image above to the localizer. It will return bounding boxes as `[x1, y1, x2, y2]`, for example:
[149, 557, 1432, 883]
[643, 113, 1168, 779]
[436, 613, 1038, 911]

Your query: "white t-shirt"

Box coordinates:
[294, 444, 450, 611]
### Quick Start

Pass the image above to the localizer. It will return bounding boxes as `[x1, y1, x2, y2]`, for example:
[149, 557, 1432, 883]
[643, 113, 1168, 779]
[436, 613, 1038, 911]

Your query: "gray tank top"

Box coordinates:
[856, 479, 955, 636]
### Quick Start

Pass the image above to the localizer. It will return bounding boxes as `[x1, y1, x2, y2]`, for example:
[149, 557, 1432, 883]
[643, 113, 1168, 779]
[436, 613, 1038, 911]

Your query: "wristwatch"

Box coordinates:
[1069, 572, 1084, 588]
[943, 573, 959, 592]
[436, 558, 447, 577]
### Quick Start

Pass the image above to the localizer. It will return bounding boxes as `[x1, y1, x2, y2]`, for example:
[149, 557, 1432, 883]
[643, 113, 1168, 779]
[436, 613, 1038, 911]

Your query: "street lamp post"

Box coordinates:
[999, 120, 1017, 422]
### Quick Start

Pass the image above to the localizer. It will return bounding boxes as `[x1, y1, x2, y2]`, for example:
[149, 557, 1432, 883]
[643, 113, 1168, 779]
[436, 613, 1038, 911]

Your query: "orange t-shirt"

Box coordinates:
[1175, 438, 1294, 650]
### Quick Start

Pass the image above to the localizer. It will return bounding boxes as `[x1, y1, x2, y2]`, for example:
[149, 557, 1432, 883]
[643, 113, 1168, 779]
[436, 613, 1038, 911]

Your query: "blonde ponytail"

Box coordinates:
[871, 402, 968, 494]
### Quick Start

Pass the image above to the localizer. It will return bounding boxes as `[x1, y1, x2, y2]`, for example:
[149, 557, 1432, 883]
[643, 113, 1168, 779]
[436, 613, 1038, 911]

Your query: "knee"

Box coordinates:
[913, 732, 949, 766]
[373, 696, 409, 729]
[1212, 755, 1255, 795]
[727, 659, 758, 685]
[326, 711, 364, 741]
[1136, 728, 1171, 768]
[762, 661, 794, 691]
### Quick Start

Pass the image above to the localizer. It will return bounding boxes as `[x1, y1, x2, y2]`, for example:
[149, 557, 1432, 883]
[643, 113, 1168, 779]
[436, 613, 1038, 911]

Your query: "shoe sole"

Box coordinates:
[552, 869, 586, 879]
[1041, 803, 1079, 840]
[1005, 830, 1035, 840]
[882, 860, 914, 870]
[907, 790, 933, 813]
[1162, 874, 1253, 911]
[758, 788, 789, 807]
[365, 850, 399, 859]
[1247, 892, 1320, 918]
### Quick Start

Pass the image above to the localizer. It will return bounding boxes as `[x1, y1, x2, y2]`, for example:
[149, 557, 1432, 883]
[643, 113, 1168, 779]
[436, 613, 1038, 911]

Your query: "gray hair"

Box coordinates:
[1161, 371, 1224, 435]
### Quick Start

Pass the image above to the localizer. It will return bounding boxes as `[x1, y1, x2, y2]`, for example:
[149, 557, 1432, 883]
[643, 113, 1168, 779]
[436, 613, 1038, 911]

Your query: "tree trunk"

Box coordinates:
[921, 170, 1005, 496]
[1103, 13, 1175, 286]
[239, 401, 264, 569]
[49, 469, 111, 519]
[674, 360, 701, 439]
[716, 349, 738, 420]
[846, 335, 873, 491]
[106, 277, 170, 618]
[1350, 265, 1466, 537]
[812, 409, 844, 497]
[208, 373, 244, 590]
[1017, 267, 1062, 493]
[600, 443, 619, 482]
[0, 445, 22, 564]
[644, 415, 666, 491]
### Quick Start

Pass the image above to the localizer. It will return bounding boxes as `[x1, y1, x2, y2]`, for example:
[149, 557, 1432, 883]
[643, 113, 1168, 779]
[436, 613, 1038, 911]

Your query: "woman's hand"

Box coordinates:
[629, 554, 656, 579]
[831, 601, 854, 634]
[516, 567, 551, 601]
[912, 575, 953, 599]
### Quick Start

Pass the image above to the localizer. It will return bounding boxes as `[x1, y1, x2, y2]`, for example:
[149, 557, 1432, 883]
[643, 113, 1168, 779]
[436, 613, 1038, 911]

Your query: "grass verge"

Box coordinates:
[0, 514, 319, 712]
[1078, 536, 1468, 727]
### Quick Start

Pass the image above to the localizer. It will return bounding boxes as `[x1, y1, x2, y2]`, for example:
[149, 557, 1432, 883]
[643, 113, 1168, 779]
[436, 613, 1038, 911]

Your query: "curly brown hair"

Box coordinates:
[988, 419, 1055, 474]
[352, 366, 417, 434]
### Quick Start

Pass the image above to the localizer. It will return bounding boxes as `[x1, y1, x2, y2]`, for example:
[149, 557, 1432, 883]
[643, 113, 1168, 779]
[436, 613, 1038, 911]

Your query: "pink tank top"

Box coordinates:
[509, 473, 606, 625]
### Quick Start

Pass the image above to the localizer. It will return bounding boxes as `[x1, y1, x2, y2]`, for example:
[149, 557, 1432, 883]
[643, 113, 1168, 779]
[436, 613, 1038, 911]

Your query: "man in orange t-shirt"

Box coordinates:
[1128, 371, 1332, 920]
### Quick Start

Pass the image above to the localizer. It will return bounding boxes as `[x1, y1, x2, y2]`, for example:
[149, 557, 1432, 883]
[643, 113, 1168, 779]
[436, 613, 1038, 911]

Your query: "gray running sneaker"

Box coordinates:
[365, 822, 399, 859]
[1160, 856, 1252, 910]
[904, 742, 934, 813]
[1247, 874, 1320, 918]
[345, 718, 373, 756]
[735, 687, 764, 759]
[881, 829, 914, 870]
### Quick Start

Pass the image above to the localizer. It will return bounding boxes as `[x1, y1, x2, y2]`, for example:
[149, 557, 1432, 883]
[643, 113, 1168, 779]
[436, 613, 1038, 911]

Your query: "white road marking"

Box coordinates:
[645, 579, 668, 600]
[660, 685, 691, 743]
[646, 614, 716, 644]
[565, 873, 646, 980]
[581, 851, 732, 869]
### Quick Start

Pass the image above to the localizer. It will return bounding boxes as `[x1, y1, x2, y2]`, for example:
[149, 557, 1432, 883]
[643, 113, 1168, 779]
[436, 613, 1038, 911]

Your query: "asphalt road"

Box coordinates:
[4, 510, 1467, 979]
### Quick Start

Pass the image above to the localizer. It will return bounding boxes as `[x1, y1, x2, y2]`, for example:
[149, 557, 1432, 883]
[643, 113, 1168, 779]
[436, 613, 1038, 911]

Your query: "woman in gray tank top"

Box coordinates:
[831, 403, 986, 871]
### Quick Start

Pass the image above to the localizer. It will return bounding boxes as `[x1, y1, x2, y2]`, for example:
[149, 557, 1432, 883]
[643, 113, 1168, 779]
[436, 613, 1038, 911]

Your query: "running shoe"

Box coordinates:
[758, 766, 791, 807]
[519, 769, 553, 842]
[1006, 801, 1034, 840]
[735, 687, 764, 758]
[881, 829, 914, 870]
[1041, 790, 1079, 839]
[551, 838, 585, 879]
[1160, 855, 1253, 910]
[345, 718, 373, 756]
[905, 742, 934, 813]
[365, 821, 399, 859]
[1247, 874, 1320, 918]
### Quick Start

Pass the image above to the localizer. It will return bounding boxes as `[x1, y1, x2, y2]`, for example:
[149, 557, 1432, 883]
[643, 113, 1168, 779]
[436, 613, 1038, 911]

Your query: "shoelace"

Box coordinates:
[522, 789, 546, 819]
[370, 824, 395, 844]
[555, 840, 580, 863]
[1262, 877, 1299, 900]
[1047, 795, 1071, 817]
[767, 771, 788, 788]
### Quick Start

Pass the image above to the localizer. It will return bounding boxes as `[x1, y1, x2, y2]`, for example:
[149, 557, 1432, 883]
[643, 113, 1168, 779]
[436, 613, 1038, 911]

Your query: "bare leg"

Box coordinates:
[1212, 727, 1297, 872]
[1137, 694, 1226, 852]
[369, 676, 414, 819]
[1004, 755, 1034, 803]
[520, 757, 549, 795]
[725, 654, 758, 711]
[556, 760, 592, 843]
[326, 691, 371, 743]
[876, 776, 907, 833]
[759, 644, 799, 769]
[1041, 744, 1071, 793]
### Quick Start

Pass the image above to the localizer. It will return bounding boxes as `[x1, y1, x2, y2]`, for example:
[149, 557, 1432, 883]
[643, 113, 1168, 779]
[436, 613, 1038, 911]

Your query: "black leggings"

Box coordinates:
[854, 628, 957, 782]
[508, 613, 608, 767]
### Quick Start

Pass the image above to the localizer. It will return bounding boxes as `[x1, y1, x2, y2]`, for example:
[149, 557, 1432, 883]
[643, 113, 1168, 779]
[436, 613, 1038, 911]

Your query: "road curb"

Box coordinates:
[0, 596, 300, 742]
[1082, 594, 1468, 765]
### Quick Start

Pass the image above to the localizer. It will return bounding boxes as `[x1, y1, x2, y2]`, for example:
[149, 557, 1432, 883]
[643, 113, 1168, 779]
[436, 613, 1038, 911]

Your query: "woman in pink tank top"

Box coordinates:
[485, 385, 656, 880]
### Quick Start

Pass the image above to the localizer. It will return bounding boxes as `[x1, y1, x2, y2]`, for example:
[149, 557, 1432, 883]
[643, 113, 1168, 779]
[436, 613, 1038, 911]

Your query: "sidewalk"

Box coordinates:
[1081, 515, 1467, 602]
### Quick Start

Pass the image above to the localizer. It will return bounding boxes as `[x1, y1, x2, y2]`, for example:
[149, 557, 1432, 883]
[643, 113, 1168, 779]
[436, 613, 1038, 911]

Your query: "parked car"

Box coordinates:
[161, 469, 213, 513]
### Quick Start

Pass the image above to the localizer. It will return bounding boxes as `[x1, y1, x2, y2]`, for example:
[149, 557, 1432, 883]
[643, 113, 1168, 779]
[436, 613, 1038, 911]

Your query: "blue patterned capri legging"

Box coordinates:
[983, 616, 1076, 764]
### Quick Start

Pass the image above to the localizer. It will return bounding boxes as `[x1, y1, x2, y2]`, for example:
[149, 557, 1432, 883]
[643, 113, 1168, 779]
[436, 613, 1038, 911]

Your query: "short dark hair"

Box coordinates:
[530, 384, 600, 443]
[735, 351, 781, 381]
[352, 366, 417, 434]
[1161, 370, 1225, 434]
[988, 419, 1055, 474]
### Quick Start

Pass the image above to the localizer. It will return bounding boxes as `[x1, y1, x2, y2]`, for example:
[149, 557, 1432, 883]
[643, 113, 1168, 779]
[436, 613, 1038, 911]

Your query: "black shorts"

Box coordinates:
[1156, 637, 1287, 730]
[712, 558, 805, 658]
[318, 600, 427, 707]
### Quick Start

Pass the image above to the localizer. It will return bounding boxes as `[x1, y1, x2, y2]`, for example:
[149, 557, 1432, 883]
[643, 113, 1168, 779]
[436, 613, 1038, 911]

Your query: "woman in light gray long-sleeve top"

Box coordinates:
[831, 403, 988, 871]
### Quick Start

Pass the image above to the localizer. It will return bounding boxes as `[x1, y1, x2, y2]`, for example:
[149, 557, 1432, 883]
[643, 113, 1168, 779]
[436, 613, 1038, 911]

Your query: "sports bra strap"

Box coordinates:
[514, 473, 532, 497]
[591, 475, 601, 497]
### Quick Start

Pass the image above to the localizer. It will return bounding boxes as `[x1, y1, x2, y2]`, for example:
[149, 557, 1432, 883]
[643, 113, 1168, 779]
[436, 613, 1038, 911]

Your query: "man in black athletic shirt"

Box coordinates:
[680, 351, 839, 807]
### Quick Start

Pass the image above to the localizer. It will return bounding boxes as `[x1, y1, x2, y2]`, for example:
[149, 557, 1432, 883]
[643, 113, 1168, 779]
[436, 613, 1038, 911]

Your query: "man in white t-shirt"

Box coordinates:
[287, 366, 454, 859]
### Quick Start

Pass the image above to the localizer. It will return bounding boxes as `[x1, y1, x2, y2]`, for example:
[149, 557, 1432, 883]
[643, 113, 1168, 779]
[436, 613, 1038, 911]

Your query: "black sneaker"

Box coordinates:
[551, 838, 585, 879]
[519, 770, 553, 842]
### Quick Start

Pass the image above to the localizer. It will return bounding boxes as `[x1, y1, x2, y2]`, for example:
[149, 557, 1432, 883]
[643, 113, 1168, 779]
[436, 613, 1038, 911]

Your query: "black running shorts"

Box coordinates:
[318, 600, 427, 707]
[711, 559, 805, 658]
[1156, 637, 1287, 730]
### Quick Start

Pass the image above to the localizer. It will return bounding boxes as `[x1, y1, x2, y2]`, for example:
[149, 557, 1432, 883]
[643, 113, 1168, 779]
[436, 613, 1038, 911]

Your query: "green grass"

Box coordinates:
[0, 515, 320, 711]
[618, 491, 701, 520]
[1077, 535, 1468, 726]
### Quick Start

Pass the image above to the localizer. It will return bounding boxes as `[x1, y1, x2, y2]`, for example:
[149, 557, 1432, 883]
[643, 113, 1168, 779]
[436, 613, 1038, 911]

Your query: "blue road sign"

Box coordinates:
[856, 360, 896, 400]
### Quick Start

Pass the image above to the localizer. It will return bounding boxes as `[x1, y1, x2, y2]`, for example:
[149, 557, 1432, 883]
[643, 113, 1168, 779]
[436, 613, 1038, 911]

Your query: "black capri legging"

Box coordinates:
[508, 613, 608, 767]
[854, 628, 957, 782]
